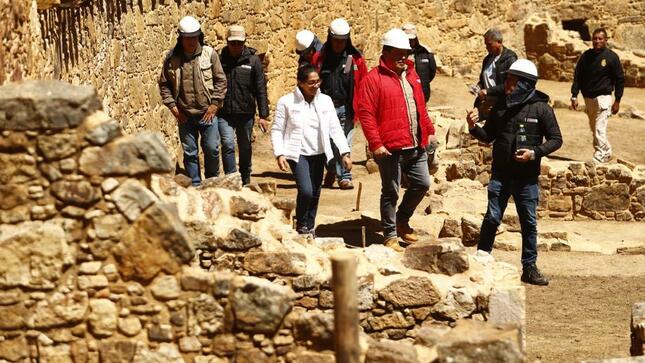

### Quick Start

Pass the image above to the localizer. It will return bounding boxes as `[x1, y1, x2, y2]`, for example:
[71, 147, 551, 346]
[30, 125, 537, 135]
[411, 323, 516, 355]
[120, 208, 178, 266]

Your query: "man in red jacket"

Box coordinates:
[358, 28, 436, 252]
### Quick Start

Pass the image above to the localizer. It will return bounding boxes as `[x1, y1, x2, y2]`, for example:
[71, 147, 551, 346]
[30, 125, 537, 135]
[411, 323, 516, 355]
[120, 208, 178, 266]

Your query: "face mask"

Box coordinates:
[506, 78, 536, 108]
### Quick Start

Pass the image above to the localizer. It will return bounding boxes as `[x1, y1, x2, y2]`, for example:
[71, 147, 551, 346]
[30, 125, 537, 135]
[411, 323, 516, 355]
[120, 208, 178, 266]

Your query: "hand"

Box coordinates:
[514, 148, 533, 163]
[277, 155, 289, 171]
[201, 104, 218, 124]
[342, 154, 353, 172]
[477, 88, 487, 100]
[570, 98, 578, 111]
[466, 109, 479, 129]
[258, 118, 270, 133]
[171, 106, 187, 124]
[427, 134, 438, 148]
[611, 101, 620, 115]
[373, 146, 391, 159]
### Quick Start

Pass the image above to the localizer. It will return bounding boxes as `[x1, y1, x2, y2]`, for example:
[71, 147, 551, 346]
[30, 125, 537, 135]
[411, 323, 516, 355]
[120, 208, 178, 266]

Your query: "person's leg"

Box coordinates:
[376, 152, 401, 239]
[478, 176, 512, 253]
[513, 179, 540, 267]
[289, 155, 314, 234]
[594, 95, 613, 161]
[218, 116, 237, 175]
[199, 118, 221, 179]
[236, 115, 254, 185]
[305, 154, 326, 232]
[335, 106, 354, 184]
[178, 118, 201, 186]
[396, 149, 430, 225]
[584, 97, 602, 161]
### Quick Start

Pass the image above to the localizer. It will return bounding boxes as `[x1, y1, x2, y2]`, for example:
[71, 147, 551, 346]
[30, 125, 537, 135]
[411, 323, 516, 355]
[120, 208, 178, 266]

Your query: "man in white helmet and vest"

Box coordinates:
[315, 18, 367, 190]
[159, 16, 227, 186]
[467, 59, 563, 286]
[295, 29, 323, 67]
[359, 28, 436, 252]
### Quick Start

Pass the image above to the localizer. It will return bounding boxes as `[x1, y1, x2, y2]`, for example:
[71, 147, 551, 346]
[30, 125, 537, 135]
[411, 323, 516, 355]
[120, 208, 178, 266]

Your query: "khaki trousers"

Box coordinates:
[584, 95, 612, 161]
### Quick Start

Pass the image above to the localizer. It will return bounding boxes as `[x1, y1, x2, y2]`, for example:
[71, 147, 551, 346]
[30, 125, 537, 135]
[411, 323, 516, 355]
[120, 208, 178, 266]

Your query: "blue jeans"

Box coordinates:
[328, 105, 354, 181]
[478, 175, 540, 267]
[178, 115, 220, 186]
[376, 148, 430, 238]
[219, 115, 254, 185]
[288, 154, 326, 232]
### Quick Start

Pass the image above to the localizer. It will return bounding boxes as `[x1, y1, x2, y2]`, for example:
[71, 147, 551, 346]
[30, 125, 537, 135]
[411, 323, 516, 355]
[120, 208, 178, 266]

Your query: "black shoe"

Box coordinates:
[521, 264, 549, 286]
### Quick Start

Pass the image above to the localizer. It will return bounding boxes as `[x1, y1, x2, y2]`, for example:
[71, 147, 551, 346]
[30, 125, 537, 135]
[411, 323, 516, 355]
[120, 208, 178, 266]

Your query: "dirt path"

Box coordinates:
[249, 75, 645, 362]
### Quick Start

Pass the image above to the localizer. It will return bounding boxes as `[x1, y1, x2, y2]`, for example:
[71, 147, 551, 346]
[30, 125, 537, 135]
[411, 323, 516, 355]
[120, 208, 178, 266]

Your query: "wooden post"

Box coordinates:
[361, 226, 366, 249]
[354, 181, 363, 211]
[331, 253, 360, 363]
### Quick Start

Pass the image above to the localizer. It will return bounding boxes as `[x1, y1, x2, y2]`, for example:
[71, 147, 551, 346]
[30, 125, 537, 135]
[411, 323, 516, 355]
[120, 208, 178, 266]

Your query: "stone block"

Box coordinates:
[88, 299, 117, 338]
[435, 320, 524, 362]
[50, 180, 101, 207]
[439, 217, 462, 238]
[230, 195, 267, 221]
[218, 228, 263, 251]
[365, 339, 420, 363]
[461, 215, 482, 247]
[293, 312, 334, 350]
[582, 183, 630, 212]
[378, 276, 441, 308]
[403, 238, 469, 275]
[230, 276, 295, 334]
[150, 275, 180, 301]
[199, 172, 243, 191]
[111, 179, 158, 222]
[243, 251, 307, 276]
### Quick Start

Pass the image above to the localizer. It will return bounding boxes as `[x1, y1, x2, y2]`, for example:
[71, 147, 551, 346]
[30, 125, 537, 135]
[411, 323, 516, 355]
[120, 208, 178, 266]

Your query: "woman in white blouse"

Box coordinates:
[271, 64, 353, 236]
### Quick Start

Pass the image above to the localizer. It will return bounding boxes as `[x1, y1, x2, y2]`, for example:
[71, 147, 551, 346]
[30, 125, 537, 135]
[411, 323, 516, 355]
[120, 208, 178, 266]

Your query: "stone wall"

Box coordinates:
[2, 0, 643, 158]
[0, 80, 526, 363]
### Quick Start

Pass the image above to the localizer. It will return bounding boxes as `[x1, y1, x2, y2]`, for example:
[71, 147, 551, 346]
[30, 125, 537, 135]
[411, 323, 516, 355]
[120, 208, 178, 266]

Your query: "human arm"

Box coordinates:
[611, 53, 625, 114]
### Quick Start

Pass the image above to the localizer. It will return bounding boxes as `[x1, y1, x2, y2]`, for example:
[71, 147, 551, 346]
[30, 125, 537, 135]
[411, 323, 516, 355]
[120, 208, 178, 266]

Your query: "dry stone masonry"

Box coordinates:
[0, 80, 526, 362]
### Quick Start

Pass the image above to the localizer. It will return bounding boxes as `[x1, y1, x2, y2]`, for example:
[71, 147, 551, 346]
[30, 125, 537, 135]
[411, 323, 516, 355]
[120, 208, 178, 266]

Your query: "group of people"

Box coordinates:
[158, 16, 625, 286]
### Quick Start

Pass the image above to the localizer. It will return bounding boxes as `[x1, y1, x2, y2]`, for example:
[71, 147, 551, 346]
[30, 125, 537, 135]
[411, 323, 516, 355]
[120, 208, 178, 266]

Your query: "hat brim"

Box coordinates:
[227, 36, 246, 42]
[505, 70, 538, 81]
[180, 30, 202, 37]
[330, 33, 350, 40]
[405, 33, 417, 39]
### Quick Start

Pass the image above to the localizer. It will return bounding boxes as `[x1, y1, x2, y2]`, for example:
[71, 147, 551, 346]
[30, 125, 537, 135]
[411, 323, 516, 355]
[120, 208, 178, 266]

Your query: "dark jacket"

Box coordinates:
[478, 47, 518, 98]
[218, 46, 269, 119]
[571, 47, 624, 101]
[469, 90, 563, 179]
[298, 36, 323, 67]
[413, 44, 437, 102]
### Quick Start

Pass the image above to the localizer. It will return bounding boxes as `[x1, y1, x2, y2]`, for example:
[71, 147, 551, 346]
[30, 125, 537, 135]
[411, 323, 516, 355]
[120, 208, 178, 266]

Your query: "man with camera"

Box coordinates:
[466, 59, 563, 286]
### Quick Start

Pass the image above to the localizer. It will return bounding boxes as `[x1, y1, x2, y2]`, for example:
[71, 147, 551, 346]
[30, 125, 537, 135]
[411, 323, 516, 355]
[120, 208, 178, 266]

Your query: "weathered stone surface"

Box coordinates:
[199, 172, 243, 191]
[461, 215, 482, 247]
[293, 312, 334, 350]
[93, 213, 126, 240]
[51, 180, 101, 207]
[111, 179, 158, 222]
[582, 184, 630, 212]
[0, 184, 29, 210]
[148, 324, 173, 342]
[0, 80, 101, 131]
[99, 340, 138, 363]
[230, 276, 295, 334]
[365, 339, 420, 363]
[0, 335, 28, 361]
[235, 348, 273, 363]
[431, 288, 477, 321]
[218, 228, 263, 251]
[118, 316, 142, 337]
[230, 195, 267, 221]
[180, 267, 214, 292]
[0, 154, 38, 184]
[29, 292, 88, 328]
[113, 203, 193, 283]
[439, 217, 462, 238]
[403, 238, 469, 275]
[606, 164, 633, 184]
[82, 111, 122, 146]
[37, 132, 79, 161]
[548, 194, 573, 212]
[178, 336, 202, 353]
[78, 132, 173, 176]
[211, 334, 236, 356]
[446, 161, 478, 181]
[292, 352, 335, 363]
[150, 275, 180, 301]
[368, 311, 414, 331]
[435, 320, 524, 362]
[0, 302, 27, 329]
[0, 132, 29, 152]
[77, 275, 109, 290]
[40, 344, 73, 363]
[190, 293, 224, 326]
[131, 342, 185, 363]
[88, 299, 117, 337]
[0, 221, 74, 289]
[243, 251, 307, 276]
[379, 276, 441, 308]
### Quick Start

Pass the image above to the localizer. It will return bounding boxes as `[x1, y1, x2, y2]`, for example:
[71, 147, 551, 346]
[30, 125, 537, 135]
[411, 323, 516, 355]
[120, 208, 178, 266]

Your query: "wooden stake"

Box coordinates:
[361, 226, 366, 249]
[354, 181, 363, 211]
[331, 253, 360, 363]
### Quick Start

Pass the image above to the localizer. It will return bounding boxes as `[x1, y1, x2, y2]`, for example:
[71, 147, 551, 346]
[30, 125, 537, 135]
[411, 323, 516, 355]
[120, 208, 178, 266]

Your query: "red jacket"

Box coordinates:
[358, 57, 435, 152]
[312, 48, 367, 123]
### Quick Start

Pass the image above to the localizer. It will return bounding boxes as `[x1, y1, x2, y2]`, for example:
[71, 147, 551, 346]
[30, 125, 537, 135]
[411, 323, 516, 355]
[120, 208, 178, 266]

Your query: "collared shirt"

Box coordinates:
[300, 102, 325, 156]
[483, 54, 501, 89]
[400, 70, 419, 147]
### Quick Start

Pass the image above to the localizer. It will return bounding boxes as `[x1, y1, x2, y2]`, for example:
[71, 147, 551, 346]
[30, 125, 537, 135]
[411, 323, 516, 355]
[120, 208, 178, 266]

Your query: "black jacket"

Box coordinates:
[478, 47, 518, 98]
[470, 90, 563, 179]
[219, 47, 269, 118]
[413, 44, 437, 102]
[571, 47, 624, 101]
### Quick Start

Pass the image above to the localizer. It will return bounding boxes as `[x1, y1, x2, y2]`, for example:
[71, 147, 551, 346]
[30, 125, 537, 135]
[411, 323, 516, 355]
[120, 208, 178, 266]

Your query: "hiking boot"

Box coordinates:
[384, 236, 405, 252]
[521, 264, 549, 286]
[323, 170, 336, 188]
[396, 223, 419, 244]
[338, 179, 354, 190]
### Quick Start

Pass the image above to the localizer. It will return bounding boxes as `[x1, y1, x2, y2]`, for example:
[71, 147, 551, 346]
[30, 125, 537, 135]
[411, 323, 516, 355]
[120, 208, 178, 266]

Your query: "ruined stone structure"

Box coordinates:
[1, 0, 644, 156]
[0, 80, 526, 362]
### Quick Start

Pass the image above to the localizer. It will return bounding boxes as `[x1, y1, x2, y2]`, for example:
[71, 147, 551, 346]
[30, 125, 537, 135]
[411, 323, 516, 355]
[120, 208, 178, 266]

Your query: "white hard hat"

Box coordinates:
[401, 23, 417, 39]
[329, 18, 350, 39]
[507, 59, 538, 81]
[178, 16, 201, 37]
[295, 30, 315, 52]
[381, 28, 411, 50]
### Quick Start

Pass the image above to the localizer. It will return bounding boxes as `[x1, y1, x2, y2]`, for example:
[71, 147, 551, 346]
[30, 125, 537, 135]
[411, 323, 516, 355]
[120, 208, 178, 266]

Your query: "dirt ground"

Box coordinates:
[247, 75, 645, 362]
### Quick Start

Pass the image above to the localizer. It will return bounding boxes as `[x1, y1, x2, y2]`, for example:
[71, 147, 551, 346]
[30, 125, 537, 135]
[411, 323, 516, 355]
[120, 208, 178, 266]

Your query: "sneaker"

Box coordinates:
[323, 170, 336, 188]
[396, 223, 419, 244]
[384, 236, 405, 252]
[338, 179, 354, 190]
[473, 250, 495, 264]
[521, 264, 549, 286]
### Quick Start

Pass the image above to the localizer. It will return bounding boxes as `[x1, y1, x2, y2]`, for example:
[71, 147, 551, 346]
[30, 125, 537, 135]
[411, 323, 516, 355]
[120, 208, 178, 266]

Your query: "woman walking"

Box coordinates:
[271, 64, 353, 235]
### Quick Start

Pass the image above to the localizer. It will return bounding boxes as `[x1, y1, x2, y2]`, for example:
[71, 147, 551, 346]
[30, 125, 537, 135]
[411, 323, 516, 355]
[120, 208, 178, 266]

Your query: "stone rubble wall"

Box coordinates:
[0, 80, 526, 363]
[437, 115, 645, 222]
[2, 0, 644, 159]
